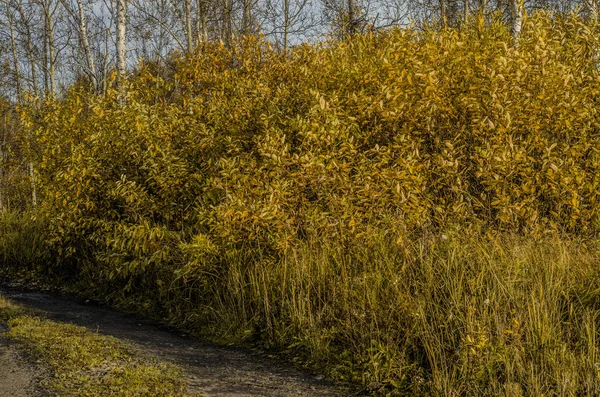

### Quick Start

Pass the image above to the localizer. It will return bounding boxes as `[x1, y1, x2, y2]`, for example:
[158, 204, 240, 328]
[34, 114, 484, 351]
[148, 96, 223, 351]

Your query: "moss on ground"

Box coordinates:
[0, 294, 196, 396]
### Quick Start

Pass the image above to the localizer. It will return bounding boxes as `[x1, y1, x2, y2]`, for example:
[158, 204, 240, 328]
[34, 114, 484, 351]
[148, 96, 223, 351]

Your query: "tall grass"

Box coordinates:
[0, 211, 46, 275]
[190, 231, 600, 395]
[4, 213, 600, 394]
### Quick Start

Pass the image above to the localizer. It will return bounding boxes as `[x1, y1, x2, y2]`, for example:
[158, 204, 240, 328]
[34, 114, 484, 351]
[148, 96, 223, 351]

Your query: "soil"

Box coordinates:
[0, 326, 43, 397]
[0, 283, 358, 397]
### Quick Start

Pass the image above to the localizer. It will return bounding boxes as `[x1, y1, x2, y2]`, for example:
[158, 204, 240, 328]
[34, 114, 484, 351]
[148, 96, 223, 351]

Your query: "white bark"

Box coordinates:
[511, 0, 523, 38]
[103, 28, 110, 94]
[42, 0, 57, 96]
[116, 0, 127, 84]
[77, 0, 98, 91]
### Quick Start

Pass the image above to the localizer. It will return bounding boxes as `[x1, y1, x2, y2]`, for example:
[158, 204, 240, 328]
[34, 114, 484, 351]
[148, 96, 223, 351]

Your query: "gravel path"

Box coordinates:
[0, 284, 356, 397]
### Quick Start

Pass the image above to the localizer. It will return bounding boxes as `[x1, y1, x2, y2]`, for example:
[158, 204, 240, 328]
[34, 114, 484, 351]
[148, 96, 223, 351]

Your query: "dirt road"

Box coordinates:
[0, 284, 354, 397]
[0, 331, 41, 397]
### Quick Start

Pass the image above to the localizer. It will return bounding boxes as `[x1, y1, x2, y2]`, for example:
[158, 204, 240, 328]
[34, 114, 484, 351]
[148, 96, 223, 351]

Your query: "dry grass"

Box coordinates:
[193, 231, 600, 395]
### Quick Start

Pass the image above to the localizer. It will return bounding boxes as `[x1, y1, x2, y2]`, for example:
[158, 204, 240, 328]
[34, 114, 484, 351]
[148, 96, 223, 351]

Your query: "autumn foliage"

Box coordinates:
[7, 12, 600, 394]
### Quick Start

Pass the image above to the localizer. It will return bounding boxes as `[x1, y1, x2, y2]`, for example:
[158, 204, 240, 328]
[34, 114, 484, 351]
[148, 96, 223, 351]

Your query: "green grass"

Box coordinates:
[0, 294, 195, 397]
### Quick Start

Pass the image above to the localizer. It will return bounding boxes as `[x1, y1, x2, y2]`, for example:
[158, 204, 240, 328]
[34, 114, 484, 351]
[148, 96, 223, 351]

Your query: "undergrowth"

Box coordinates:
[188, 231, 600, 395]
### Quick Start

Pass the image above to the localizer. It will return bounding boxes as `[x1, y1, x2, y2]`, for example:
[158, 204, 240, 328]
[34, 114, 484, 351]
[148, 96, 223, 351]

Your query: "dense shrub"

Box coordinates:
[0, 100, 32, 212]
[9, 12, 600, 394]
[0, 211, 46, 273]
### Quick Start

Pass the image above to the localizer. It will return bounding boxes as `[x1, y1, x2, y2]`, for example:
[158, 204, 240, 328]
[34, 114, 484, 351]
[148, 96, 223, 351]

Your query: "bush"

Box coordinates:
[12, 12, 600, 394]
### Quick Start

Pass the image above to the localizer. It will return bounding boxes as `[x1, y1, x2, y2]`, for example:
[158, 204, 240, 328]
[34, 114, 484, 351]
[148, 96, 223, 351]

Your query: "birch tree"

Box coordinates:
[440, 0, 447, 25]
[14, 0, 40, 95]
[347, 0, 357, 33]
[196, 0, 208, 42]
[6, 3, 22, 99]
[243, 0, 253, 35]
[62, 0, 99, 91]
[40, 0, 60, 96]
[222, 0, 233, 45]
[261, 0, 317, 52]
[116, 0, 127, 84]
[185, 0, 193, 51]
[511, 0, 523, 37]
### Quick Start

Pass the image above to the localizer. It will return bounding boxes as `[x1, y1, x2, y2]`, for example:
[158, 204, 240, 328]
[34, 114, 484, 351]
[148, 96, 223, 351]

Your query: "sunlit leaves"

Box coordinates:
[17, 12, 600, 306]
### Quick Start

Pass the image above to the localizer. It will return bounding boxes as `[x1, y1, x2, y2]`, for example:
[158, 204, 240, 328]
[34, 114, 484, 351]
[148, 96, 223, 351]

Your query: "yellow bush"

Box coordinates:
[15, 12, 600, 394]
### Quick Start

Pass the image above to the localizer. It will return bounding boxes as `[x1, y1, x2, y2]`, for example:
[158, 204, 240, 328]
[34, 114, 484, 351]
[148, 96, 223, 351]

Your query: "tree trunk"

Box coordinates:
[440, 0, 447, 27]
[103, 28, 110, 94]
[243, 0, 252, 35]
[42, 0, 57, 96]
[347, 0, 356, 34]
[7, 7, 22, 100]
[222, 0, 233, 46]
[196, 0, 208, 43]
[283, 0, 289, 53]
[511, 0, 523, 38]
[185, 0, 193, 52]
[76, 0, 98, 91]
[587, 0, 598, 22]
[116, 0, 127, 87]
[29, 162, 37, 207]
[16, 0, 39, 95]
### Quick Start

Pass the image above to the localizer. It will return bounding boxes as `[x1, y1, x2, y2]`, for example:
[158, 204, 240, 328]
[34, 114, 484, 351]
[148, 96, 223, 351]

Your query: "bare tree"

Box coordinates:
[60, 0, 99, 91]
[185, 0, 193, 51]
[585, 0, 598, 21]
[347, 0, 358, 33]
[129, 0, 185, 58]
[40, 0, 60, 96]
[260, 0, 319, 51]
[440, 0, 447, 25]
[222, 0, 233, 45]
[116, 0, 127, 84]
[14, 0, 40, 95]
[196, 0, 208, 42]
[511, 0, 523, 37]
[5, 3, 22, 99]
[243, 0, 253, 34]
